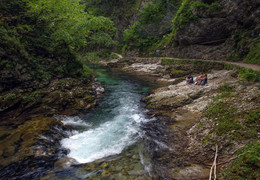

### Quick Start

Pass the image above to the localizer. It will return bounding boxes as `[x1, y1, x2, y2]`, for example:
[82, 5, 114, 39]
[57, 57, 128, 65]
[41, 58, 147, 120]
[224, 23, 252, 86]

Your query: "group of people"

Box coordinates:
[186, 73, 207, 85]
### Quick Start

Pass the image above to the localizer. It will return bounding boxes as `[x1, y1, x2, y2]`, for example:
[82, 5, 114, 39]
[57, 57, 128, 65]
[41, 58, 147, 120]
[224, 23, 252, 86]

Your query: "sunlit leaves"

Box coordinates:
[25, 0, 116, 51]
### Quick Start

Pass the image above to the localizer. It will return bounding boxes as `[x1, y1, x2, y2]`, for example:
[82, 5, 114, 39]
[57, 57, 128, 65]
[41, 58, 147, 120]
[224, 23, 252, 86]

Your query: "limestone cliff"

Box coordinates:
[110, 0, 259, 63]
[165, 0, 260, 62]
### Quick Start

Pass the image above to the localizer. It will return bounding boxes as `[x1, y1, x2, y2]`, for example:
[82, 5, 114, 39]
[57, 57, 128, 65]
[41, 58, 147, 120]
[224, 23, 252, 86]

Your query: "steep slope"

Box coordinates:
[114, 0, 259, 63]
[164, 0, 260, 63]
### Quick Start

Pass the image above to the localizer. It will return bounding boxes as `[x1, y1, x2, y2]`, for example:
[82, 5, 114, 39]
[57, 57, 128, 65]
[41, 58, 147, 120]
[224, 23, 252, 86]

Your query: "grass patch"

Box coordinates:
[170, 69, 187, 77]
[172, 0, 198, 35]
[218, 82, 233, 92]
[3, 93, 17, 102]
[204, 82, 259, 142]
[238, 67, 260, 82]
[161, 58, 259, 82]
[80, 50, 117, 63]
[192, 1, 221, 12]
[18, 90, 44, 102]
[243, 39, 260, 65]
[220, 142, 260, 180]
[82, 65, 94, 78]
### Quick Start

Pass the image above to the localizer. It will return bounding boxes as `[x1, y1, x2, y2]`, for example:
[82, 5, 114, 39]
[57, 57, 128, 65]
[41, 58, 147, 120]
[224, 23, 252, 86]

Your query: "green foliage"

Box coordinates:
[170, 69, 187, 77]
[227, 30, 259, 65]
[155, 33, 175, 49]
[83, 52, 100, 63]
[121, 0, 181, 54]
[81, 50, 118, 63]
[245, 110, 260, 124]
[161, 58, 181, 65]
[0, 0, 27, 17]
[67, 60, 83, 77]
[172, 0, 198, 35]
[192, 1, 221, 12]
[19, 90, 44, 102]
[122, 22, 161, 53]
[238, 68, 260, 82]
[0, 26, 29, 63]
[161, 58, 232, 73]
[87, 32, 117, 49]
[85, 0, 141, 19]
[0, 0, 118, 91]
[26, 0, 87, 49]
[205, 83, 239, 136]
[82, 65, 94, 78]
[139, 1, 166, 24]
[243, 39, 260, 65]
[161, 59, 259, 83]
[123, 23, 139, 45]
[3, 93, 17, 102]
[27, 0, 116, 51]
[218, 82, 233, 93]
[221, 142, 260, 180]
[205, 81, 259, 142]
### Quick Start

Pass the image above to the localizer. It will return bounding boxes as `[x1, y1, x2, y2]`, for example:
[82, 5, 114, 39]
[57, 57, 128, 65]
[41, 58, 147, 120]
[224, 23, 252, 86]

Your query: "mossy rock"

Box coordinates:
[146, 95, 192, 110]
[169, 69, 187, 78]
[0, 116, 65, 166]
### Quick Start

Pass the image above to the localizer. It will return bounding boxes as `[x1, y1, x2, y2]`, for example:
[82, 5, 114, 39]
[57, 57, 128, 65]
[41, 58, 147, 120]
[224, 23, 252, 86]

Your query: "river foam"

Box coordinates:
[61, 71, 154, 164]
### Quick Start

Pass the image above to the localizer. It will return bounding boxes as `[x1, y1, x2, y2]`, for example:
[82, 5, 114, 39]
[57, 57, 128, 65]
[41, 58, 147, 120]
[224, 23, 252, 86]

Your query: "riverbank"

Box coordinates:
[0, 77, 103, 179]
[106, 57, 260, 179]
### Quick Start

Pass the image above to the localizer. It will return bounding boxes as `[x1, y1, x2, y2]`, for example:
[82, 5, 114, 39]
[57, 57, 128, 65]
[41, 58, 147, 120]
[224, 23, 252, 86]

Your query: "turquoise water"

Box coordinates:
[57, 66, 159, 179]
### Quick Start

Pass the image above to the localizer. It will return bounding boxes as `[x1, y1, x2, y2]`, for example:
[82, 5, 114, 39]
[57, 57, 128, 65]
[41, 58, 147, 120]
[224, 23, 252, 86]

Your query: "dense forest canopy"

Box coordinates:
[0, 0, 117, 91]
[0, 0, 259, 92]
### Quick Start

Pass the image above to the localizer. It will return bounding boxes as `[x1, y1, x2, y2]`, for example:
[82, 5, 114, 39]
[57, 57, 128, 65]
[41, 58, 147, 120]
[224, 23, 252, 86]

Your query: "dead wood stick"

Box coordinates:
[214, 144, 218, 180]
[209, 144, 218, 180]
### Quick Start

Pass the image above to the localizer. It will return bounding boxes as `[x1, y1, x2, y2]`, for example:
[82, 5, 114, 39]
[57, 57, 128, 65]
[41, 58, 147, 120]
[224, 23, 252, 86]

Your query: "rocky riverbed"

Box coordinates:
[0, 57, 258, 179]
[107, 57, 260, 179]
[0, 77, 103, 179]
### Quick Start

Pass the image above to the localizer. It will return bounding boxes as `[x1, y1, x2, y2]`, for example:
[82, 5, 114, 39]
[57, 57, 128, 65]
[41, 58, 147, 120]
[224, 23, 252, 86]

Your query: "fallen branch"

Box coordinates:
[209, 144, 218, 180]
[214, 145, 218, 180]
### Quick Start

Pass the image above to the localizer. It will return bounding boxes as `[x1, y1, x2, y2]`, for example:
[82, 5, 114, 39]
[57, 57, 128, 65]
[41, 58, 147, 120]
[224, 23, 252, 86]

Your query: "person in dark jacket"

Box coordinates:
[186, 74, 194, 84]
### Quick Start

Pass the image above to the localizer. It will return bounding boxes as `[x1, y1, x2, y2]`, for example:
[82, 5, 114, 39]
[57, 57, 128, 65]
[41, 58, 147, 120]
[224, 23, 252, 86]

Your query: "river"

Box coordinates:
[42, 66, 167, 179]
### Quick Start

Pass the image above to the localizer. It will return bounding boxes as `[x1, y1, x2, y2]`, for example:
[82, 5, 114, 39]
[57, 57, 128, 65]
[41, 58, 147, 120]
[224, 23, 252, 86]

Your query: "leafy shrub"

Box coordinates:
[221, 142, 260, 180]
[82, 50, 118, 63]
[19, 90, 44, 102]
[122, 23, 139, 45]
[139, 1, 166, 24]
[239, 68, 260, 82]
[218, 82, 233, 93]
[82, 65, 94, 78]
[172, 0, 198, 35]
[244, 110, 260, 124]
[243, 39, 260, 65]
[170, 69, 187, 77]
[192, 1, 221, 12]
[121, 0, 181, 54]
[3, 93, 17, 101]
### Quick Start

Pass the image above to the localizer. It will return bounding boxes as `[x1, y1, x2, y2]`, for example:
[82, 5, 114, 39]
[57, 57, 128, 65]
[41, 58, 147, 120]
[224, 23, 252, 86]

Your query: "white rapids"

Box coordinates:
[61, 76, 154, 164]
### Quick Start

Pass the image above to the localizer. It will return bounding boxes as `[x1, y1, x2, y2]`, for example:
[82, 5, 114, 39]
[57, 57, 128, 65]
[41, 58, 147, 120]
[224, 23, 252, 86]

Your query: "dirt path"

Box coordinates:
[119, 55, 260, 71]
[160, 57, 260, 71]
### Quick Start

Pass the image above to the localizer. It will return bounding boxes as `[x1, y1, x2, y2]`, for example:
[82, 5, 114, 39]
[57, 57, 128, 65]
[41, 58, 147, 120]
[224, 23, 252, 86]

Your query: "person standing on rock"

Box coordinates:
[186, 74, 194, 84]
[156, 49, 160, 56]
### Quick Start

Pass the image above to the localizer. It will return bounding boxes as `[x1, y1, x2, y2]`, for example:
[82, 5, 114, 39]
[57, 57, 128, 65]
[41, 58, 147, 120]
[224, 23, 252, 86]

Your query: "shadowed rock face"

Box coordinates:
[166, 0, 260, 60]
[0, 77, 100, 179]
[176, 18, 230, 46]
[175, 0, 259, 46]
